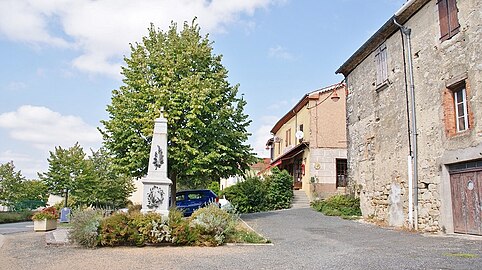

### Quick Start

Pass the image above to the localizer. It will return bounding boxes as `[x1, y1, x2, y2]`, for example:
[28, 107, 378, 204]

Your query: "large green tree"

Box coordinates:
[100, 20, 255, 200]
[0, 161, 24, 207]
[38, 143, 87, 197]
[39, 144, 134, 208]
[79, 148, 134, 208]
[0, 162, 48, 209]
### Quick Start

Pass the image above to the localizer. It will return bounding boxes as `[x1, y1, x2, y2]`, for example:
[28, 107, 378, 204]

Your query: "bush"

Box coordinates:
[222, 176, 267, 213]
[168, 208, 198, 246]
[99, 213, 141, 246]
[130, 212, 171, 244]
[69, 209, 103, 248]
[69, 206, 268, 248]
[0, 211, 33, 224]
[32, 206, 58, 220]
[265, 167, 293, 210]
[311, 194, 361, 217]
[190, 203, 238, 246]
[222, 168, 293, 213]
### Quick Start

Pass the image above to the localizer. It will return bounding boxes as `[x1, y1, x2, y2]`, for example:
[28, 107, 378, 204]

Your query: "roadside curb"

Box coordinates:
[239, 218, 271, 245]
[226, 242, 274, 246]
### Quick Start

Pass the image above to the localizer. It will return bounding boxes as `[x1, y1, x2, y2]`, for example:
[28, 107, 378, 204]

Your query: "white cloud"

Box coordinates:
[0, 150, 46, 179]
[249, 115, 279, 158]
[0, 0, 279, 78]
[0, 105, 102, 151]
[268, 45, 295, 61]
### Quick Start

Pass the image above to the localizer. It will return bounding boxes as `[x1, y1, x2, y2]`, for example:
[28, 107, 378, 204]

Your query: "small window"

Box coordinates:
[375, 44, 388, 86]
[454, 85, 468, 132]
[176, 194, 185, 201]
[285, 129, 291, 147]
[443, 80, 470, 137]
[437, 0, 460, 41]
[298, 124, 304, 143]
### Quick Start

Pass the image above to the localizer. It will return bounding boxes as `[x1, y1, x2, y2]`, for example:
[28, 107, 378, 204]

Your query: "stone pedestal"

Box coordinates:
[141, 108, 172, 216]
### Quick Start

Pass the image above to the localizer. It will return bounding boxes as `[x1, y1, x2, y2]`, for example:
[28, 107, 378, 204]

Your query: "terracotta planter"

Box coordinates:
[33, 219, 57, 232]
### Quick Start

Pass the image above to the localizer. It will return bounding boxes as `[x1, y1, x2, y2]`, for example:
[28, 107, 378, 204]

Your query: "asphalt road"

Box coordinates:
[0, 208, 481, 270]
[0, 222, 33, 235]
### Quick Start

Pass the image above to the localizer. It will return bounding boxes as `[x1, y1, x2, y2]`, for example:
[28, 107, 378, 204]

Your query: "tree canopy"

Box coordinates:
[0, 161, 25, 207]
[100, 20, 256, 192]
[38, 143, 134, 208]
[0, 161, 48, 210]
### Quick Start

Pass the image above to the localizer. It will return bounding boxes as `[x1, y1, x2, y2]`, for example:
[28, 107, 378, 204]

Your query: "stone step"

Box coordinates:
[291, 190, 311, 209]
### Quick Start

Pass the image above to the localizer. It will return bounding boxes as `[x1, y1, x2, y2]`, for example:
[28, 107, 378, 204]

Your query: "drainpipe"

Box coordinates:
[394, 18, 419, 231]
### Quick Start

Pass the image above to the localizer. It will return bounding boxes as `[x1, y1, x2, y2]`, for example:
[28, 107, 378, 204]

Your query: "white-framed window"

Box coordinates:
[454, 86, 468, 132]
[375, 44, 388, 86]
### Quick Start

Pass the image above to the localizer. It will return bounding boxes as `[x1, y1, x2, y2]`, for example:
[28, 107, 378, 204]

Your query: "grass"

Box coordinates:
[311, 194, 361, 218]
[58, 222, 73, 228]
[0, 211, 33, 224]
[226, 222, 270, 244]
[444, 253, 479, 258]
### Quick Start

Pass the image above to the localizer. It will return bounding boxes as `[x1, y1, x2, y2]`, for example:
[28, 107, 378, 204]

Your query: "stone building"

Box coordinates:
[336, 0, 481, 235]
[266, 82, 347, 199]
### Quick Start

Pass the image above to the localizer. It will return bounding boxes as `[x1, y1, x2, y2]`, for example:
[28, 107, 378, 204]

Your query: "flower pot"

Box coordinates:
[34, 219, 57, 232]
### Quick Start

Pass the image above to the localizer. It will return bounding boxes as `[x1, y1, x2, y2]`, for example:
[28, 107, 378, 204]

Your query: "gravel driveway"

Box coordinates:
[0, 208, 481, 270]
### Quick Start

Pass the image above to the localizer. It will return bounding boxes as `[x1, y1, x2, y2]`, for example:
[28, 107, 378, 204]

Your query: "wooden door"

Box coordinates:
[450, 170, 482, 235]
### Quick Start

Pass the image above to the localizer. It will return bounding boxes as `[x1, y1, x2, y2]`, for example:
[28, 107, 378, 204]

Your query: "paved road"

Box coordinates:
[0, 208, 481, 270]
[0, 222, 33, 235]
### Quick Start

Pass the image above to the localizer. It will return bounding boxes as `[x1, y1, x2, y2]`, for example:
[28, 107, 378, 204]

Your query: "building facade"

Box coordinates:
[337, 0, 481, 234]
[266, 83, 347, 199]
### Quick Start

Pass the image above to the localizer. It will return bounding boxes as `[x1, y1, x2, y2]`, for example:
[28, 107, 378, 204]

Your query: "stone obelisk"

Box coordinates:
[141, 108, 172, 216]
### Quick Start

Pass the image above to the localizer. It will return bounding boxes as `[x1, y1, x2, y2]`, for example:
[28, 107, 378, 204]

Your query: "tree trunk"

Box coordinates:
[170, 172, 177, 208]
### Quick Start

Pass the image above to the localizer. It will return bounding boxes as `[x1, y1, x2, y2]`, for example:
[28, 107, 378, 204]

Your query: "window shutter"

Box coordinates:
[447, 0, 460, 36]
[437, 0, 450, 40]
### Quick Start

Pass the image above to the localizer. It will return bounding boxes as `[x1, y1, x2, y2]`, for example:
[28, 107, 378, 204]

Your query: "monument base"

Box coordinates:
[141, 178, 171, 216]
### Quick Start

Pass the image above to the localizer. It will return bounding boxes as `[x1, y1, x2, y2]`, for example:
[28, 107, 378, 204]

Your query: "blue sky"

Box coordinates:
[0, 0, 405, 179]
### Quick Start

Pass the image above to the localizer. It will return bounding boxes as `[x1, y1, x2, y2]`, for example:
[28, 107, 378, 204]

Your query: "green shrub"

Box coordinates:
[169, 208, 198, 246]
[226, 227, 270, 244]
[190, 203, 238, 246]
[222, 176, 267, 213]
[222, 168, 293, 213]
[69, 209, 103, 248]
[129, 212, 171, 244]
[99, 213, 141, 246]
[265, 167, 293, 210]
[0, 211, 33, 224]
[311, 194, 361, 217]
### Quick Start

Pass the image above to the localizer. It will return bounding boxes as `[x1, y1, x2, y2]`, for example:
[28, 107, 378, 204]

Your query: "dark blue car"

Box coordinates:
[175, 189, 219, 216]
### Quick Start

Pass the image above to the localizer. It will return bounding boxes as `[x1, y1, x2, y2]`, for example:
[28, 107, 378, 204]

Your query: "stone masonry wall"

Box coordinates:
[346, 0, 481, 232]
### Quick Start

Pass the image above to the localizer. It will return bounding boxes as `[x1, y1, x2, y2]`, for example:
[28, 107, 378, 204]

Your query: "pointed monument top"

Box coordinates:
[155, 106, 167, 123]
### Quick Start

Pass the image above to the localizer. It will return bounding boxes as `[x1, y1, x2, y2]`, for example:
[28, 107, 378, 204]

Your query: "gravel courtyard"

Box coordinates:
[1, 208, 481, 270]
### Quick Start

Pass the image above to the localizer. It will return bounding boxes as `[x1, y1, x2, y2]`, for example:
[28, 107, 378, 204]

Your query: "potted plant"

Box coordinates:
[32, 207, 58, 232]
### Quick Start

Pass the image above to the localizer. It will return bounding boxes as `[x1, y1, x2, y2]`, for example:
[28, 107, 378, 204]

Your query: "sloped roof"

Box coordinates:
[336, 0, 431, 76]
